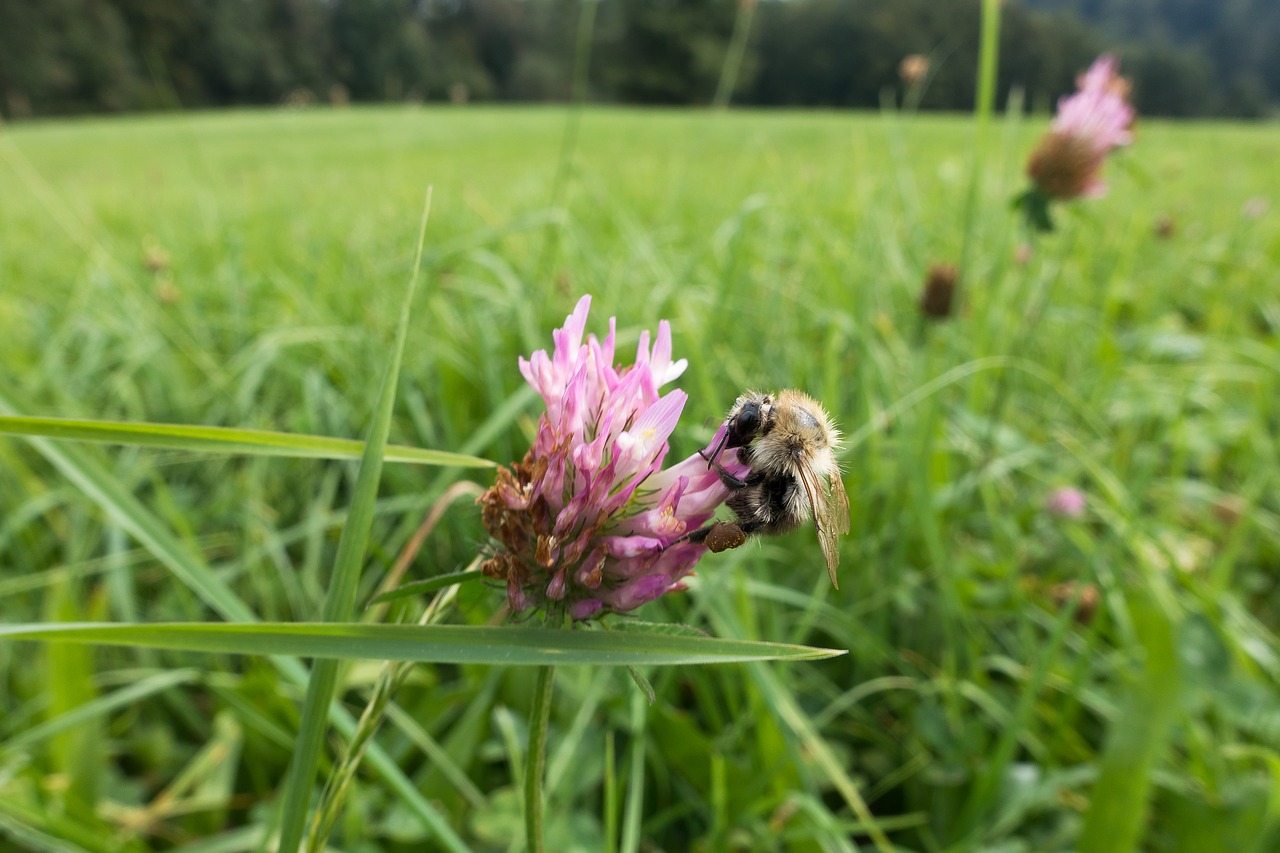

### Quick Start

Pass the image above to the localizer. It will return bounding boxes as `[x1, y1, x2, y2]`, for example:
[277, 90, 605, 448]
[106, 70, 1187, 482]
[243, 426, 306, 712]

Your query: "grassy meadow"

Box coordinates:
[2, 103, 1280, 852]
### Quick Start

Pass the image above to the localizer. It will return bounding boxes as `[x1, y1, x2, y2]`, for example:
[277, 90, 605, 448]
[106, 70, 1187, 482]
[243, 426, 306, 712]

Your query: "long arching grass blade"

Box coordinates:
[0, 415, 493, 468]
[0, 622, 845, 666]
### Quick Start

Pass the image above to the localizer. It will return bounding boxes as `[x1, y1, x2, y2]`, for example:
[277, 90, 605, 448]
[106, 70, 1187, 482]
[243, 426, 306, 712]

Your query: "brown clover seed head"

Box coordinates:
[1026, 131, 1103, 200]
[144, 247, 170, 274]
[899, 54, 929, 86]
[1049, 581, 1101, 625]
[1212, 495, 1246, 527]
[919, 263, 959, 320]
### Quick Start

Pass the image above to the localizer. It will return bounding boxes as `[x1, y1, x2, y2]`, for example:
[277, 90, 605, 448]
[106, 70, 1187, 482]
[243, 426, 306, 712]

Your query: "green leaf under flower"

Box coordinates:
[1012, 187, 1056, 234]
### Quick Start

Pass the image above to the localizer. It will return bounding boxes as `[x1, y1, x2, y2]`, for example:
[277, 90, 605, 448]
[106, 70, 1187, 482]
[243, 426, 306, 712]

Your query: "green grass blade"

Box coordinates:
[712, 0, 755, 108]
[277, 188, 435, 853]
[4, 668, 199, 751]
[619, 688, 649, 853]
[1077, 597, 1182, 852]
[43, 579, 103, 824]
[744, 659, 894, 852]
[952, 586, 1084, 843]
[0, 798, 115, 853]
[0, 415, 493, 468]
[705, 596, 893, 852]
[365, 570, 484, 606]
[0, 622, 845, 666]
[383, 703, 487, 810]
[524, 664, 556, 853]
[167, 825, 265, 853]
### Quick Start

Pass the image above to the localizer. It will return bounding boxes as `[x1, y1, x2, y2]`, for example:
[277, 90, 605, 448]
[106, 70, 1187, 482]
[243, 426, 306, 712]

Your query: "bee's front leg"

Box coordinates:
[704, 456, 750, 490]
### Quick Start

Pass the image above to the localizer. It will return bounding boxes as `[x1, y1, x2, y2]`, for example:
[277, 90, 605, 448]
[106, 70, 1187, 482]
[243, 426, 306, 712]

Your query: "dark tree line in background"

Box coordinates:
[1, 0, 1275, 120]
[1025, 0, 1280, 117]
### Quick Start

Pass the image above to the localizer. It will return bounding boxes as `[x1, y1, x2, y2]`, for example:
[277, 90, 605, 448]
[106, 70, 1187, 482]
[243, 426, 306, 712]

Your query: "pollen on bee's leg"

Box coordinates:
[704, 521, 747, 553]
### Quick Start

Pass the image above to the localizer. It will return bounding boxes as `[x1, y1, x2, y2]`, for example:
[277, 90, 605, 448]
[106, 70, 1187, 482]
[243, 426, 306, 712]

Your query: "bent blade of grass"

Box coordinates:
[0, 415, 494, 468]
[383, 703, 487, 810]
[365, 569, 484, 606]
[0, 622, 845, 666]
[746, 658, 894, 853]
[0, 414, 257, 625]
[0, 799, 112, 853]
[843, 356, 1109, 457]
[4, 669, 200, 752]
[704, 596, 893, 853]
[277, 187, 434, 853]
[1076, 596, 1182, 852]
[951, 584, 1084, 844]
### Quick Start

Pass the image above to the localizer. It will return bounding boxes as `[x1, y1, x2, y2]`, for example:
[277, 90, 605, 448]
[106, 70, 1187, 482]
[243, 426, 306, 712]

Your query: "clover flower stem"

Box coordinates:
[979, 222, 1079, 465]
[603, 731, 619, 853]
[524, 664, 557, 853]
[713, 0, 758, 109]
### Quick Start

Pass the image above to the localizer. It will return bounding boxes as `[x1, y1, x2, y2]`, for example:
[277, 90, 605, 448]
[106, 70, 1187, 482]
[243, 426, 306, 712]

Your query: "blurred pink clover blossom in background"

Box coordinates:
[1045, 487, 1087, 520]
[1018, 55, 1136, 231]
[478, 295, 745, 620]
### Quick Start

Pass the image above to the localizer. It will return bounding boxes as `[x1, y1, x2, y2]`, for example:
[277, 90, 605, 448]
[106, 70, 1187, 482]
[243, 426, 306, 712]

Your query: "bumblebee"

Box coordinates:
[686, 389, 850, 587]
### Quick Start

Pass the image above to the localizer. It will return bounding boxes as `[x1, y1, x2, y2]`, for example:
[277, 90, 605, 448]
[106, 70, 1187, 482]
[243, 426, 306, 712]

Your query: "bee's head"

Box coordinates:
[726, 392, 772, 448]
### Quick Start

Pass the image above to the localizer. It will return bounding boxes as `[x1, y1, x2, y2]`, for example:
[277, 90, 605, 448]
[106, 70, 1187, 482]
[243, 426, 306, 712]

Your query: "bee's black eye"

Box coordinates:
[729, 404, 761, 446]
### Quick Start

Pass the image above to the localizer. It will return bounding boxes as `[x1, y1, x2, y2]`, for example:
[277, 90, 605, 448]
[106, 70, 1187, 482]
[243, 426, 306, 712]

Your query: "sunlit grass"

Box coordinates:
[2, 103, 1280, 851]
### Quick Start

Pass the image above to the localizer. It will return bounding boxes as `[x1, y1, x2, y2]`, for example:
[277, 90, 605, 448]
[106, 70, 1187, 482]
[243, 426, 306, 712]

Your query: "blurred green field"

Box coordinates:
[2, 104, 1280, 852]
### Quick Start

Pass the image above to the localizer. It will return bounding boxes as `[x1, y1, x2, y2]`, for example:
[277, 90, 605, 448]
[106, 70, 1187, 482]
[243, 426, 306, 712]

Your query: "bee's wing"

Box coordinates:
[798, 462, 850, 588]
